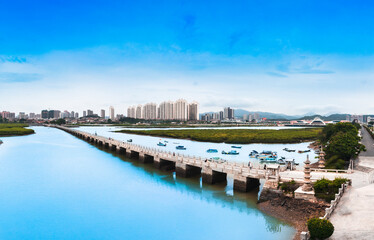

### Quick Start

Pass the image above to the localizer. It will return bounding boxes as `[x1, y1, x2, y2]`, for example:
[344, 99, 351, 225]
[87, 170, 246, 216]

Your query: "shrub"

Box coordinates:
[307, 217, 334, 239]
[314, 178, 347, 202]
[279, 180, 298, 193]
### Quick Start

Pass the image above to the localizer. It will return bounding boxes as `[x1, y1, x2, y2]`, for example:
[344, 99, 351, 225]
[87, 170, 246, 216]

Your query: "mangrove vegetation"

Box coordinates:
[0, 123, 35, 136]
[116, 128, 322, 144]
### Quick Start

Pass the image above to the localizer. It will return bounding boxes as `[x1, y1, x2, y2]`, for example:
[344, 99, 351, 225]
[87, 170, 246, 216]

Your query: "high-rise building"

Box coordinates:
[61, 110, 70, 118]
[219, 111, 224, 120]
[100, 109, 105, 118]
[127, 106, 136, 118]
[29, 113, 35, 119]
[174, 99, 188, 121]
[142, 103, 157, 120]
[158, 101, 174, 120]
[109, 106, 115, 120]
[48, 110, 61, 119]
[87, 109, 93, 116]
[71, 111, 75, 119]
[188, 102, 199, 121]
[136, 105, 142, 119]
[75, 112, 79, 118]
[83, 111, 87, 117]
[41, 110, 49, 119]
[224, 107, 234, 120]
[18, 112, 26, 119]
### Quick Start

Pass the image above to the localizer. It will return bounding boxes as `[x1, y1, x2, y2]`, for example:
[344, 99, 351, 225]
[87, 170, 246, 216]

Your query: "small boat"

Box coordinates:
[298, 150, 311, 153]
[157, 142, 167, 146]
[176, 145, 186, 150]
[164, 140, 169, 143]
[260, 157, 277, 162]
[283, 148, 296, 152]
[249, 150, 258, 158]
[0, 140, 3, 145]
[207, 149, 218, 153]
[222, 150, 239, 155]
[231, 146, 242, 149]
[127, 139, 133, 142]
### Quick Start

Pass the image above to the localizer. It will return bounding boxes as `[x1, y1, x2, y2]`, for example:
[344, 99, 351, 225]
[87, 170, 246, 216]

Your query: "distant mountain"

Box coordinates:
[200, 109, 348, 121]
[233, 109, 300, 120]
[297, 114, 348, 121]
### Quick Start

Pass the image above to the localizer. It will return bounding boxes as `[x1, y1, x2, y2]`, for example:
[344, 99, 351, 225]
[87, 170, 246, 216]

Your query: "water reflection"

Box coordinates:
[0, 127, 295, 239]
[101, 142, 287, 234]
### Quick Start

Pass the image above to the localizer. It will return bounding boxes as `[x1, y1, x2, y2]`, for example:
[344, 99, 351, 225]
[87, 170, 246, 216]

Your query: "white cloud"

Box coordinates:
[1, 47, 374, 115]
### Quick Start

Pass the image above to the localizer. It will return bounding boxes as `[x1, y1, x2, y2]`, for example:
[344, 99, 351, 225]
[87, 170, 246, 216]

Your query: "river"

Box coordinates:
[74, 126, 317, 167]
[0, 126, 296, 239]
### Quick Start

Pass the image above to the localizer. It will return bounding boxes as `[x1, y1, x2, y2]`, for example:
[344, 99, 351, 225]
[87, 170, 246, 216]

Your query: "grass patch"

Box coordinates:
[0, 123, 35, 136]
[116, 128, 322, 144]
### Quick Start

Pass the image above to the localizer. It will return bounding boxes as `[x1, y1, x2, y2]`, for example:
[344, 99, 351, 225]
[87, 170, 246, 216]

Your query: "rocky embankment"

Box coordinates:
[258, 189, 329, 240]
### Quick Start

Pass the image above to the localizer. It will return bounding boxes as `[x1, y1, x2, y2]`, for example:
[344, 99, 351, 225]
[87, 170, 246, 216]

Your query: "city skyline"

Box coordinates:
[1, 1, 374, 115]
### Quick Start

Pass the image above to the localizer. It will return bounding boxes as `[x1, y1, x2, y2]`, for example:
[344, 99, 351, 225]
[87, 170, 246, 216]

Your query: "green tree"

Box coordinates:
[326, 131, 364, 160]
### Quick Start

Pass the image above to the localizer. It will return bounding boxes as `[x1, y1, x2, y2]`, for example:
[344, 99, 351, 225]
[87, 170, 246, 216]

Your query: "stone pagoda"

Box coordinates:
[302, 155, 313, 191]
[318, 147, 326, 169]
[294, 155, 316, 201]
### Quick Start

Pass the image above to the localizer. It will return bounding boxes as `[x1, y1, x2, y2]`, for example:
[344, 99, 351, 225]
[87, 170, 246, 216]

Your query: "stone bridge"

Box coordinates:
[53, 125, 347, 192]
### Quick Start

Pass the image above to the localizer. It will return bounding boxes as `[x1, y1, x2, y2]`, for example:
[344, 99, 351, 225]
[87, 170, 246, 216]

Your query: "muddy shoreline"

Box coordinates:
[258, 192, 328, 240]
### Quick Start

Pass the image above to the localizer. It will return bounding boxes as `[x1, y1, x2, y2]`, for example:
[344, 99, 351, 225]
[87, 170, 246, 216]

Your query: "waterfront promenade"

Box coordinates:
[53, 125, 349, 192]
[330, 127, 374, 239]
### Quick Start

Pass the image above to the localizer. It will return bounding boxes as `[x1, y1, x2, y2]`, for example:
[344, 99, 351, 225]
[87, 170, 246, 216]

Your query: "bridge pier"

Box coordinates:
[111, 144, 117, 151]
[154, 157, 175, 170]
[202, 168, 227, 184]
[130, 150, 139, 159]
[118, 147, 126, 154]
[233, 176, 260, 192]
[139, 152, 153, 163]
[176, 162, 201, 178]
[104, 142, 109, 149]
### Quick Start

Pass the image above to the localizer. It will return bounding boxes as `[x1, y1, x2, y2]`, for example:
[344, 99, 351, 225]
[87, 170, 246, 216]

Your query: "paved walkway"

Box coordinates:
[330, 126, 374, 239]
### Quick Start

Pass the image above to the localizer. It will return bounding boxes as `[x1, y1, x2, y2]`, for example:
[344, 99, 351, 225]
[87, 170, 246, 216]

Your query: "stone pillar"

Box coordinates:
[176, 162, 201, 178]
[153, 156, 161, 168]
[202, 167, 227, 184]
[139, 152, 145, 162]
[233, 175, 260, 192]
[124, 150, 130, 158]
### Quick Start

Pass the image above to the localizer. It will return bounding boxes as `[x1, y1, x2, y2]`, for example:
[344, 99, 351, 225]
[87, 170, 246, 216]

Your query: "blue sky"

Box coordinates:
[1, 0, 374, 115]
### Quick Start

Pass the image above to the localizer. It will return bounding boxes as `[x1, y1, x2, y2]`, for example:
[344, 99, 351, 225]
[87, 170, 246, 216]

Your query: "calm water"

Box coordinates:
[0, 127, 295, 239]
[75, 126, 317, 167]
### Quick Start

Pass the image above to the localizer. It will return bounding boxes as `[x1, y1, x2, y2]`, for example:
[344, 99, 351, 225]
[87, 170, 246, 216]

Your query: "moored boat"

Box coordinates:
[0, 140, 3, 145]
[249, 150, 258, 158]
[222, 150, 239, 155]
[231, 146, 242, 149]
[298, 150, 311, 153]
[283, 148, 296, 152]
[176, 145, 186, 150]
[207, 149, 218, 153]
[127, 139, 132, 142]
[157, 142, 167, 146]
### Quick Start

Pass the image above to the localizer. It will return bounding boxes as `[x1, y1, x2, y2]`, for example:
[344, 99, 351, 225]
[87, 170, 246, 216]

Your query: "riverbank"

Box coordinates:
[116, 128, 322, 144]
[258, 195, 328, 240]
[0, 123, 35, 136]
